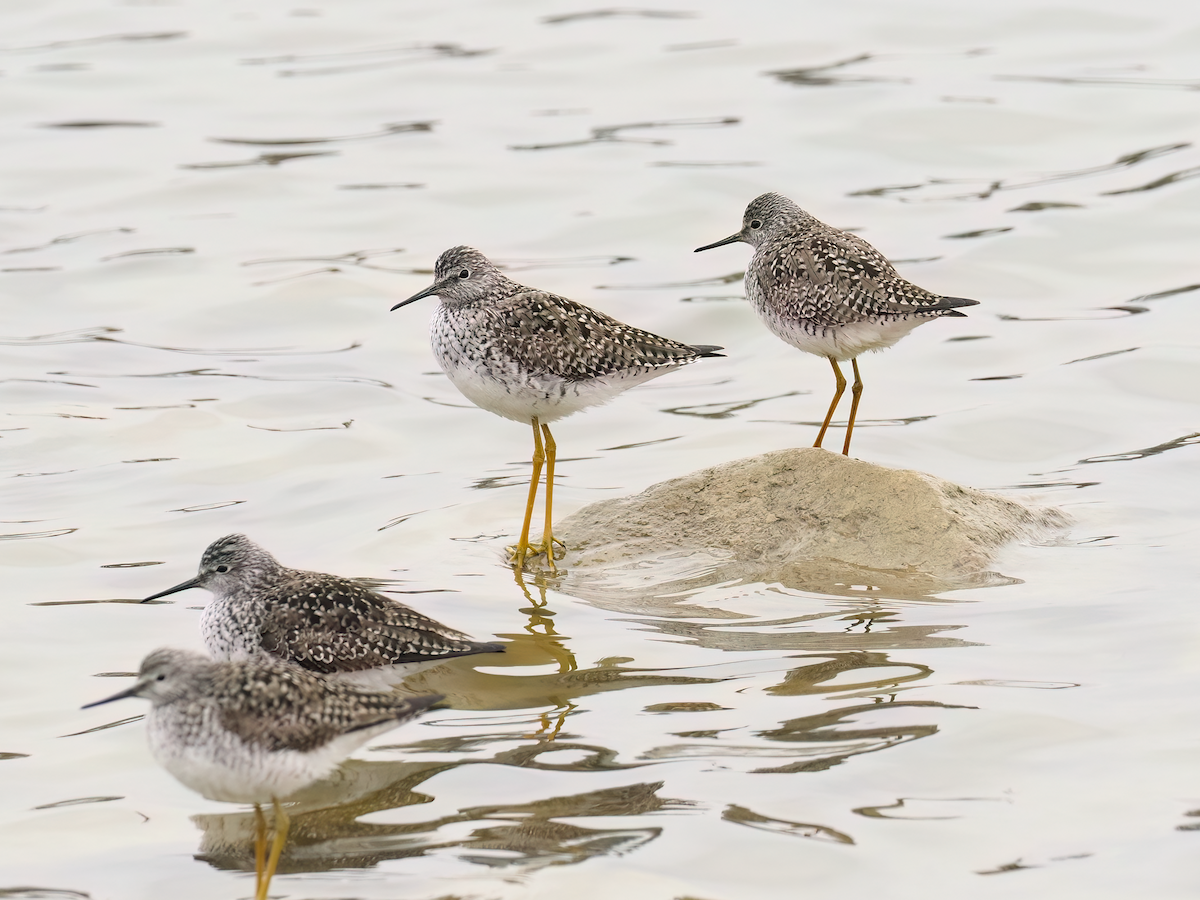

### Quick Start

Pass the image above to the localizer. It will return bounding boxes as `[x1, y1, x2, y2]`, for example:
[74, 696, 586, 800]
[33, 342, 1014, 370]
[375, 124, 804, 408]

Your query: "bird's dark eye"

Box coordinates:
[215, 565, 229, 574]
[750, 219, 763, 229]
[155, 673, 166, 681]
[458, 268, 470, 279]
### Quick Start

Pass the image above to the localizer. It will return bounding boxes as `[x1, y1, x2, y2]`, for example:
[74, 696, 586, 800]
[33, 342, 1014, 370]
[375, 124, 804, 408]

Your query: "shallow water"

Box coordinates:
[3, 1, 1200, 898]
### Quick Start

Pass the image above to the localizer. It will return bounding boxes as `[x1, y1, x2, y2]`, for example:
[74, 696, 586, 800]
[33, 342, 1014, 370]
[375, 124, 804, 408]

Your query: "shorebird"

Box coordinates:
[696, 192, 979, 454]
[83, 648, 441, 900]
[143, 534, 502, 686]
[391, 245, 723, 571]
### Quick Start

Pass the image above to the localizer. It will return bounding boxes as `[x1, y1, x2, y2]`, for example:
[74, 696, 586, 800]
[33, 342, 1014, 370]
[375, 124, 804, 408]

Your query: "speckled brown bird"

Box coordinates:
[143, 534, 502, 686]
[391, 245, 723, 571]
[696, 192, 979, 454]
[83, 647, 441, 900]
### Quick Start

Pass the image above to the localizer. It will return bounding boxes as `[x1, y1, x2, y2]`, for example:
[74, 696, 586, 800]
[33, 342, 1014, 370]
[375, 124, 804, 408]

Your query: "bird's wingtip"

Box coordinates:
[934, 296, 980, 317]
[412, 693, 447, 712]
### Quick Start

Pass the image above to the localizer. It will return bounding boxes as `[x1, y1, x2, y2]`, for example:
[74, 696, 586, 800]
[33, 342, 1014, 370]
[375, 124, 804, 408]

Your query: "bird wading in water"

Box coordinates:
[392, 246, 723, 571]
[696, 193, 979, 454]
[83, 648, 441, 900]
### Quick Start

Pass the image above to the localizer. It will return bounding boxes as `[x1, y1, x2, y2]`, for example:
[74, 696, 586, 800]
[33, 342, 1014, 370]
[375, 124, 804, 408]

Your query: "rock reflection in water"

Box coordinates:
[765, 651, 933, 696]
[638, 642, 970, 775]
[748, 698, 972, 774]
[639, 694, 966, 775]
[722, 804, 854, 844]
[630, 607, 975, 653]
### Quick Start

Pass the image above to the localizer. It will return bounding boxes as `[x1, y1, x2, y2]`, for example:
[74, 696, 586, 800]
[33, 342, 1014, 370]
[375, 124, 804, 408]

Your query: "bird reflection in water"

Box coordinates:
[186, 570, 717, 880]
[194, 775, 690, 876]
[514, 568, 577, 739]
[183, 572, 978, 879]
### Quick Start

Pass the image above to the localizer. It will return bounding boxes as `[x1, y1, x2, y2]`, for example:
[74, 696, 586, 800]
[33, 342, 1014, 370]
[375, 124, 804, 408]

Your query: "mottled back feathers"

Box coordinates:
[157, 534, 503, 674]
[469, 288, 721, 381]
[118, 648, 442, 754]
[708, 192, 979, 329]
[254, 569, 501, 674]
[417, 246, 723, 381]
[207, 656, 441, 753]
[759, 231, 973, 327]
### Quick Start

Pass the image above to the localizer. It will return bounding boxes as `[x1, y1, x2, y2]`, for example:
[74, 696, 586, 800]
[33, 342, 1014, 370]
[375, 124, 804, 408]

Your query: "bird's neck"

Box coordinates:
[212, 564, 285, 600]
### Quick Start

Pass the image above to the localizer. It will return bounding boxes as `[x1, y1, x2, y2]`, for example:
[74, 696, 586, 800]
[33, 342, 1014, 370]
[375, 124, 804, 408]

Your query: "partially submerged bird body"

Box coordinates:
[394, 246, 722, 570]
[147, 699, 335, 805]
[83, 648, 441, 900]
[145, 534, 502, 681]
[697, 193, 978, 453]
[124, 649, 439, 803]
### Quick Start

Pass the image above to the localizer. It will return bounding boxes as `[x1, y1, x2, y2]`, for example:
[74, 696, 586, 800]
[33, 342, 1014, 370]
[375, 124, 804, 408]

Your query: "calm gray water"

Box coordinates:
[3, 2, 1199, 898]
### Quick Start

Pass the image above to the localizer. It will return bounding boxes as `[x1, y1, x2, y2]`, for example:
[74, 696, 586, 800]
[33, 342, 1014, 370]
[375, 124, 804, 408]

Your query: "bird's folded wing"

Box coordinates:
[215, 666, 355, 752]
[492, 290, 707, 378]
[218, 667, 428, 752]
[257, 579, 474, 674]
[799, 235, 950, 324]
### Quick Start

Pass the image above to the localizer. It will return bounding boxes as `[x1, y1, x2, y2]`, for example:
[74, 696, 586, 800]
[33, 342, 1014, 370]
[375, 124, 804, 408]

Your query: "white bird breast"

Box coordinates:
[439, 358, 675, 424]
[759, 308, 931, 362]
[146, 706, 387, 804]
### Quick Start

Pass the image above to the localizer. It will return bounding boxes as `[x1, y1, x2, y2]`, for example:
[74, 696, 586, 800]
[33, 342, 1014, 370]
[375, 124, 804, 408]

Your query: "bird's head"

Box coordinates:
[391, 246, 511, 310]
[142, 534, 281, 602]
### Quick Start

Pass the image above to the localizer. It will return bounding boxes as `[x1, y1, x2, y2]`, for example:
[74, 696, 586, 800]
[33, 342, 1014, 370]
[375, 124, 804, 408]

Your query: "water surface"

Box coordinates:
[2, 2, 1199, 898]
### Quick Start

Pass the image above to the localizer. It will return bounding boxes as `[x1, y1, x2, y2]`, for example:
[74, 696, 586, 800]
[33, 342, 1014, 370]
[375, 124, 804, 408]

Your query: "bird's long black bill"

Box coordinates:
[390, 277, 452, 311]
[694, 233, 742, 253]
[81, 682, 142, 709]
[142, 576, 202, 602]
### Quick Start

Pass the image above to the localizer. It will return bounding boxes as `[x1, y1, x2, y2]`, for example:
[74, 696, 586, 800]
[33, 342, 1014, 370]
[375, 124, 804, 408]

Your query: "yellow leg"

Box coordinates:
[537, 422, 561, 571]
[259, 798, 290, 900]
[514, 567, 578, 675]
[813, 358, 846, 449]
[511, 417, 545, 570]
[534, 702, 574, 741]
[253, 804, 267, 898]
[841, 358, 864, 456]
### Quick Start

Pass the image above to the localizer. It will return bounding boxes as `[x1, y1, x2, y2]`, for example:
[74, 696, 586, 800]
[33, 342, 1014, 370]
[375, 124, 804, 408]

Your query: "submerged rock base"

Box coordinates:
[553, 448, 1069, 603]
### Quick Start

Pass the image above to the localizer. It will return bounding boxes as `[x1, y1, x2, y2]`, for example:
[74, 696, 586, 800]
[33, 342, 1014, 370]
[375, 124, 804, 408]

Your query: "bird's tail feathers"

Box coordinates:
[399, 693, 447, 716]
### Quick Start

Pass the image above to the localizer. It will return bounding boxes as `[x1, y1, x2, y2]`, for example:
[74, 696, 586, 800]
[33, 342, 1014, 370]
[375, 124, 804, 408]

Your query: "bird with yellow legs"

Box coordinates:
[83, 648, 441, 900]
[392, 246, 722, 571]
[697, 193, 979, 454]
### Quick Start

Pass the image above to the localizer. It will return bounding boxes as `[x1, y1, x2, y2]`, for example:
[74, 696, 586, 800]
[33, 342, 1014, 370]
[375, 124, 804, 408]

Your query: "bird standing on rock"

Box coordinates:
[143, 534, 502, 686]
[391, 246, 723, 571]
[696, 192, 979, 455]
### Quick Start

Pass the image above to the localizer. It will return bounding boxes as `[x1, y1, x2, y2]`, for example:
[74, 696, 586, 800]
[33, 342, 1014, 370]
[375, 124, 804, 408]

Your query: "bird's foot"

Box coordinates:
[505, 542, 530, 569]
[539, 536, 567, 559]
[506, 537, 566, 573]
